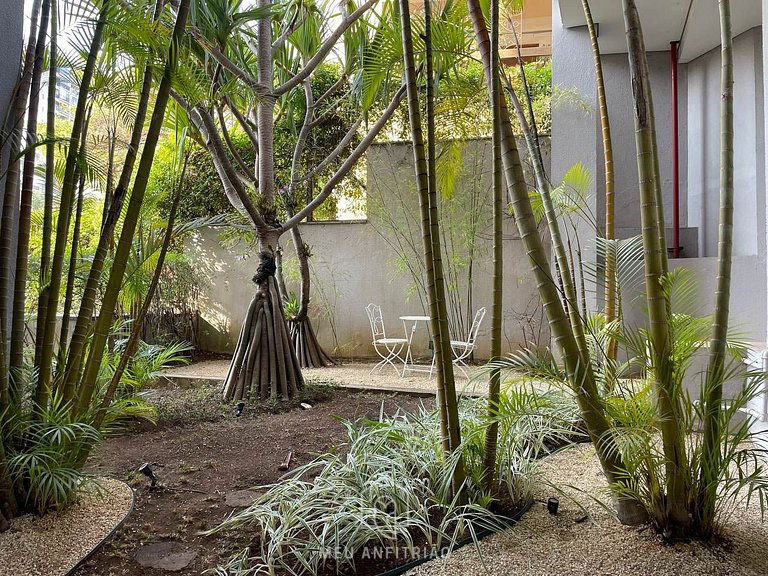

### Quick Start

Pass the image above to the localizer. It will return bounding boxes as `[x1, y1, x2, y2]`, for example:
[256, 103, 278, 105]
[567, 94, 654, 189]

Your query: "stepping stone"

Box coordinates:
[134, 541, 197, 571]
[225, 489, 260, 507]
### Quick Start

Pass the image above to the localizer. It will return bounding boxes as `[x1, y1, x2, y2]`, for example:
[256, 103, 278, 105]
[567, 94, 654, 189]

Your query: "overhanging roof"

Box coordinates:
[556, 0, 761, 62]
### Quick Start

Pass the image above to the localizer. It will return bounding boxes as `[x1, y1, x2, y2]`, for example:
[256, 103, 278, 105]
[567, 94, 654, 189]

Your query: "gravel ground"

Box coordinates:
[411, 444, 767, 576]
[0, 478, 133, 576]
[165, 360, 490, 395]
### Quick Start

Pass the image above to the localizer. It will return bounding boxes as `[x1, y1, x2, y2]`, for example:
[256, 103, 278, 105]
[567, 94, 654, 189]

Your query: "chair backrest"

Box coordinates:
[466, 307, 486, 345]
[365, 303, 386, 339]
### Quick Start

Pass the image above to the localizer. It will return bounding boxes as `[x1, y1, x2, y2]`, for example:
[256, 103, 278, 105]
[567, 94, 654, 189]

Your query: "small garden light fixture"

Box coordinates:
[138, 462, 157, 487]
[547, 497, 559, 515]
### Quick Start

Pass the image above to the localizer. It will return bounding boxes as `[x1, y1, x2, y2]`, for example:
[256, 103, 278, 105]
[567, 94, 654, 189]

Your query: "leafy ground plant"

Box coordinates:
[209, 388, 581, 576]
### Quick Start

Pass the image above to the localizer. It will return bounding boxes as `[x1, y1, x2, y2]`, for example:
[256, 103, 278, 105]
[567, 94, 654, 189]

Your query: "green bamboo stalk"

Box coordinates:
[424, 0, 463, 462]
[506, 67, 592, 366]
[91, 152, 189, 432]
[581, 0, 618, 363]
[621, 0, 689, 535]
[76, 0, 192, 416]
[11, 0, 51, 376]
[401, 0, 465, 497]
[33, 0, 57, 371]
[58, 63, 155, 401]
[467, 0, 646, 525]
[58, 112, 90, 369]
[698, 0, 733, 538]
[481, 0, 502, 491]
[0, 0, 42, 403]
[38, 0, 112, 402]
[57, 1, 162, 404]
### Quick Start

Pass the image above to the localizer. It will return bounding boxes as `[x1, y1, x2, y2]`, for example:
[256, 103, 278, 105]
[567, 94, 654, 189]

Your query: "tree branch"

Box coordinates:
[282, 84, 405, 230]
[272, 7, 308, 51]
[190, 27, 270, 95]
[189, 106, 267, 228]
[217, 104, 256, 182]
[273, 0, 378, 96]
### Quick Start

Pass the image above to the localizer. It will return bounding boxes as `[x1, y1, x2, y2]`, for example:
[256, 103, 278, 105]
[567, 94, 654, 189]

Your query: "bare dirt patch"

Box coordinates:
[73, 387, 427, 576]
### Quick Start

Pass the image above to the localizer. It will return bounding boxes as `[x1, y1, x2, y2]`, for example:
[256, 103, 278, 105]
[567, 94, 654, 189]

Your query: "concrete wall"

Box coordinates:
[599, 51, 688, 235]
[188, 138, 552, 360]
[687, 27, 765, 258]
[552, 5, 767, 344]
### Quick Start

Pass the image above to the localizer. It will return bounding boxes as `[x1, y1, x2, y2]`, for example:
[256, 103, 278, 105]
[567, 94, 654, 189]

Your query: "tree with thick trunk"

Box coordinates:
[177, 0, 411, 400]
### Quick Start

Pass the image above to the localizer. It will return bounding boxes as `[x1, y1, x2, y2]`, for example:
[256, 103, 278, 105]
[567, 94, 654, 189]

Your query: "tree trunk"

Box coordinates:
[11, 0, 50, 376]
[222, 250, 304, 401]
[287, 226, 334, 368]
[75, 0, 191, 417]
[400, 0, 466, 500]
[56, 0, 162, 407]
[622, 0, 690, 535]
[91, 153, 189, 432]
[482, 0, 503, 491]
[58, 108, 91, 369]
[581, 0, 618, 366]
[33, 0, 57, 372]
[0, 0, 42, 404]
[698, 0, 733, 538]
[38, 0, 111, 400]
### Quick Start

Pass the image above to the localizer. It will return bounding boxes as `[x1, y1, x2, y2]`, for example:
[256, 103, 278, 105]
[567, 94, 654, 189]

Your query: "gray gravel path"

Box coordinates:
[164, 360, 490, 395]
[0, 477, 133, 576]
[411, 444, 767, 576]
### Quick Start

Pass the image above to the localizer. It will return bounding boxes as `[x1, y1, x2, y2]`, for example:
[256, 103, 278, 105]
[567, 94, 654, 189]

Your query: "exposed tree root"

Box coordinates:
[288, 317, 334, 368]
[223, 255, 304, 401]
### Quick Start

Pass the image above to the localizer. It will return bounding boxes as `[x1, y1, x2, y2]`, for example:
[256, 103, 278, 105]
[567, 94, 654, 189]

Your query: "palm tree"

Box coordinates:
[0, 0, 43, 405]
[481, 0, 503, 490]
[57, 1, 165, 406]
[37, 0, 114, 401]
[0, 0, 193, 529]
[74, 0, 193, 416]
[580, 0, 618, 363]
[465, 0, 647, 524]
[621, 0, 690, 536]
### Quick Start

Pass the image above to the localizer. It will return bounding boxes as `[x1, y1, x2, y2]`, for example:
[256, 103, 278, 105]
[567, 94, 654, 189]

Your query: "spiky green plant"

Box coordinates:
[209, 390, 579, 576]
[4, 395, 100, 514]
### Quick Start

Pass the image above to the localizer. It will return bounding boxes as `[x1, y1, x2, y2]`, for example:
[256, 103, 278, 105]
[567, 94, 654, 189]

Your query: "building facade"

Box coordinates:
[551, 0, 767, 428]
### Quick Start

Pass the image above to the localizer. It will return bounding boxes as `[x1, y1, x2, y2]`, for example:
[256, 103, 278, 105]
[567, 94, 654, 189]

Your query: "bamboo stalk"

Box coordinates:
[401, 0, 466, 500]
[11, 0, 51, 375]
[467, 0, 647, 525]
[39, 0, 112, 400]
[699, 0, 733, 537]
[76, 0, 192, 416]
[621, 0, 689, 534]
[482, 0, 503, 491]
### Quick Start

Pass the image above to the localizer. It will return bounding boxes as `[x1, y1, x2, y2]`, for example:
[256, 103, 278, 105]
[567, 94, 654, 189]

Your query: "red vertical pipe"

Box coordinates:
[671, 41, 681, 258]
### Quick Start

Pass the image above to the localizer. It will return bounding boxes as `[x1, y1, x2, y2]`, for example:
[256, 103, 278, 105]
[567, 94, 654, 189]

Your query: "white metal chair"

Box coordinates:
[366, 303, 408, 376]
[450, 307, 486, 378]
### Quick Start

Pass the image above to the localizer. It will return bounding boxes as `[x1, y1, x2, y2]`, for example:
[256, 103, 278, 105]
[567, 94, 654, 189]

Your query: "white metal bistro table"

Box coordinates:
[400, 315, 434, 376]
